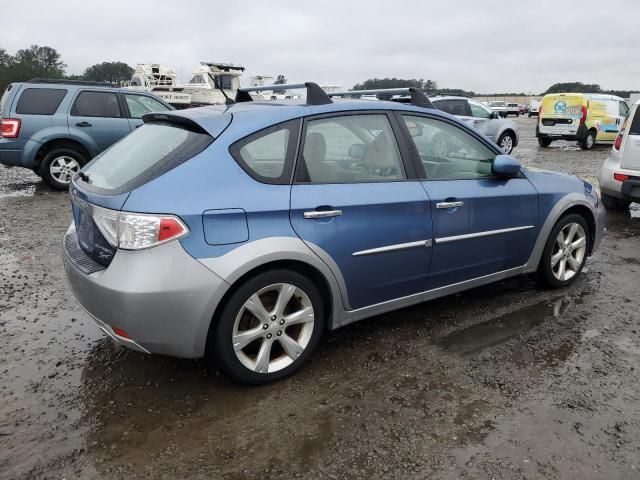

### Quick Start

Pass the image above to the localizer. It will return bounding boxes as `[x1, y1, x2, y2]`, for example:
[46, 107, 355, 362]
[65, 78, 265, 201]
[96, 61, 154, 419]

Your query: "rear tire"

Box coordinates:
[601, 192, 631, 211]
[538, 137, 552, 147]
[537, 213, 590, 289]
[40, 147, 88, 190]
[498, 131, 516, 154]
[579, 130, 597, 150]
[206, 269, 325, 384]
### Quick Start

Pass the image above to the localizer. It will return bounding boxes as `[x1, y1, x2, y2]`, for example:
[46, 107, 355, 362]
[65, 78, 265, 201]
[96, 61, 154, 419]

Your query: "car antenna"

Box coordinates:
[207, 73, 235, 105]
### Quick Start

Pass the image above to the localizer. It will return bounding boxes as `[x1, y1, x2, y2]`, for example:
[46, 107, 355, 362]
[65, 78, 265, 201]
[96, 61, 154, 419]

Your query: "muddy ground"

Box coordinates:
[1, 116, 639, 480]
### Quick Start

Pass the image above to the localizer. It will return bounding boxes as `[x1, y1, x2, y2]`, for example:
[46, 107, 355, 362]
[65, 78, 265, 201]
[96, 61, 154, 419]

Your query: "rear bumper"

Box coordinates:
[598, 154, 640, 200]
[536, 124, 588, 141]
[62, 224, 230, 358]
[0, 138, 40, 168]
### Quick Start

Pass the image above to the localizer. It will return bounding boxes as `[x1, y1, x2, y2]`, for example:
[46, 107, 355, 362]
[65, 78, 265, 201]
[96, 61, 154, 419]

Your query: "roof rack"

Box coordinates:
[328, 88, 434, 109]
[235, 82, 332, 106]
[28, 78, 115, 87]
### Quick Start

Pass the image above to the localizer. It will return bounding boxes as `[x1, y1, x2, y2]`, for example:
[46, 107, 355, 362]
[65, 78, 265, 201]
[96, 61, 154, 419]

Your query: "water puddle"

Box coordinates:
[435, 297, 574, 354]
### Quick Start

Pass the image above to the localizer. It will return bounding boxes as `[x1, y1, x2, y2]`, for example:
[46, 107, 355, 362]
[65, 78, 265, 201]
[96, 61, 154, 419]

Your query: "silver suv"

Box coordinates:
[599, 100, 640, 210]
[431, 96, 519, 154]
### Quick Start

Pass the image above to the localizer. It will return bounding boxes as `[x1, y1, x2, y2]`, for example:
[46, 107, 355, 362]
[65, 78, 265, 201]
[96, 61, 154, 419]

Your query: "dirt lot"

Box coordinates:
[1, 116, 639, 480]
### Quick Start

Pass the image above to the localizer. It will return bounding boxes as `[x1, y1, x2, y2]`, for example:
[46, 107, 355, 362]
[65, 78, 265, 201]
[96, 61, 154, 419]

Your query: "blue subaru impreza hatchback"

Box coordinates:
[63, 83, 604, 384]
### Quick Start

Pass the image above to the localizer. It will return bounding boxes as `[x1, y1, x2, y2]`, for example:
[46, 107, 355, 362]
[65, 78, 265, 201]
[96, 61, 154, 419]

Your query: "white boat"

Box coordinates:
[248, 75, 303, 101]
[181, 62, 245, 106]
[127, 64, 191, 106]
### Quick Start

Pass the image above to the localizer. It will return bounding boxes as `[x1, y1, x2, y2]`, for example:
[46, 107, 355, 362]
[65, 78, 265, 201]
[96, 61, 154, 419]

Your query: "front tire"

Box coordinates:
[498, 131, 516, 154]
[207, 269, 325, 384]
[537, 214, 590, 288]
[579, 130, 597, 150]
[40, 147, 87, 190]
[601, 192, 631, 211]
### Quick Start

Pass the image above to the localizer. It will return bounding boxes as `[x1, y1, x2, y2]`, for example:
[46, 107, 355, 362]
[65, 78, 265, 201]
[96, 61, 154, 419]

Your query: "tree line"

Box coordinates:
[0, 45, 134, 93]
[1, 45, 638, 99]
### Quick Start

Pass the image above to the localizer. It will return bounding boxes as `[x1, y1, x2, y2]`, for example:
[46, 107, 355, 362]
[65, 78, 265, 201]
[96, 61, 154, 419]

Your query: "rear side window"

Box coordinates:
[124, 94, 171, 119]
[629, 108, 640, 136]
[71, 91, 122, 118]
[15, 88, 67, 115]
[230, 120, 299, 184]
[81, 122, 212, 194]
[432, 99, 470, 117]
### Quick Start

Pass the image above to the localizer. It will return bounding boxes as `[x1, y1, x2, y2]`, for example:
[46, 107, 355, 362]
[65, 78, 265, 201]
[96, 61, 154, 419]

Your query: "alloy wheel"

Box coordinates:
[232, 283, 315, 374]
[551, 222, 587, 281]
[500, 135, 513, 154]
[50, 156, 80, 184]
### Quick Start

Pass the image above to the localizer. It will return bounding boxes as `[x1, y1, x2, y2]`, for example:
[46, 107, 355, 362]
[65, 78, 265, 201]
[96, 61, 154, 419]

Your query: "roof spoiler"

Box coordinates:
[329, 88, 434, 109]
[235, 82, 332, 106]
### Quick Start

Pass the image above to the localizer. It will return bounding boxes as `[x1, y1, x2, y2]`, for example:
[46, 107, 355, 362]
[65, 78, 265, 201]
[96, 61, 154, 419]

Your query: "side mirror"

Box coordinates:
[489, 111, 499, 119]
[492, 155, 521, 177]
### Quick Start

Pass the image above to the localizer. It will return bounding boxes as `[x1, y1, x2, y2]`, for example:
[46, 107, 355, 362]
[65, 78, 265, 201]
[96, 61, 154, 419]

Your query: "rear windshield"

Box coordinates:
[629, 108, 640, 136]
[16, 88, 67, 115]
[81, 122, 213, 194]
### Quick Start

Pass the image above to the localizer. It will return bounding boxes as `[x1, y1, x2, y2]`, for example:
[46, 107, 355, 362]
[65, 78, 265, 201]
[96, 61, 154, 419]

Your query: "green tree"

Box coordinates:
[544, 82, 602, 94]
[82, 61, 134, 84]
[0, 45, 66, 93]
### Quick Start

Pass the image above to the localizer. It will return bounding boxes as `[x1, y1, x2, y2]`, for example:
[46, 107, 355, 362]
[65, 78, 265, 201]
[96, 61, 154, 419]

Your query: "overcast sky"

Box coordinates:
[2, 0, 638, 93]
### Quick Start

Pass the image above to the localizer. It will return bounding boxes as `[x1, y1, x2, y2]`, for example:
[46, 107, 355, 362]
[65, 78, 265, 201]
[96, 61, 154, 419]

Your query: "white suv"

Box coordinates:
[599, 101, 640, 210]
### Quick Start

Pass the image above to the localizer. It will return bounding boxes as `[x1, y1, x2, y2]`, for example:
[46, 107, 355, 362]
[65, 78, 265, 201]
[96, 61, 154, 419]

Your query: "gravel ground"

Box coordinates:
[1, 116, 639, 480]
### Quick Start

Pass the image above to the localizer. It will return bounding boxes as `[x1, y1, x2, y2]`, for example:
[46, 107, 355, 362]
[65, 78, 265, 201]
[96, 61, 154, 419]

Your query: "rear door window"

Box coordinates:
[71, 91, 122, 118]
[15, 88, 67, 115]
[81, 122, 213, 194]
[432, 99, 471, 117]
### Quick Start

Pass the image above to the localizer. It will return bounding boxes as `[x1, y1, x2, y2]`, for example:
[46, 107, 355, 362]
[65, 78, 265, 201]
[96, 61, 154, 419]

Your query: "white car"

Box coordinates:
[599, 101, 640, 210]
[488, 101, 507, 118]
[528, 101, 540, 117]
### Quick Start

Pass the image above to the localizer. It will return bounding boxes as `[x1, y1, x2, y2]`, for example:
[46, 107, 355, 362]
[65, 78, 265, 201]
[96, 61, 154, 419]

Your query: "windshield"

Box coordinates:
[81, 122, 212, 194]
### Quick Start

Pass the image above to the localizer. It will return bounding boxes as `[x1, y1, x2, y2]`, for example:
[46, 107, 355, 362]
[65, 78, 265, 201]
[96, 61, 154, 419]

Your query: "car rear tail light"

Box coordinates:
[614, 173, 629, 182]
[91, 205, 188, 250]
[580, 106, 588, 124]
[0, 118, 20, 138]
[614, 134, 623, 151]
[112, 326, 130, 339]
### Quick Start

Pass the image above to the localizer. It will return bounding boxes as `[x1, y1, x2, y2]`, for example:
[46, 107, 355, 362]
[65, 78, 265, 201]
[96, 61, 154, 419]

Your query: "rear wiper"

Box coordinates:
[77, 171, 91, 183]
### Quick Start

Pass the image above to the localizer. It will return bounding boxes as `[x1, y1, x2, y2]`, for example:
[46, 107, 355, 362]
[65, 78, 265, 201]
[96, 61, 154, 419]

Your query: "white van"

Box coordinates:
[599, 100, 640, 210]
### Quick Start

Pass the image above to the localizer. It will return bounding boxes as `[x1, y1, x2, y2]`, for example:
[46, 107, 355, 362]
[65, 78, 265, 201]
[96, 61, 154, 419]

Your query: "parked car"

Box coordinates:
[519, 105, 528, 115]
[537, 93, 629, 150]
[0, 79, 173, 189]
[528, 101, 540, 117]
[431, 96, 519, 154]
[63, 83, 605, 384]
[599, 100, 640, 210]
[488, 101, 508, 118]
[506, 103, 520, 117]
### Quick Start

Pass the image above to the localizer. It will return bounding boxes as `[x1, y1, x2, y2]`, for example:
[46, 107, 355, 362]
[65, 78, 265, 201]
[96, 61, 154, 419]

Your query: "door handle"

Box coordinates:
[474, 119, 482, 123]
[303, 209, 342, 219]
[436, 201, 464, 209]
[75, 121, 92, 127]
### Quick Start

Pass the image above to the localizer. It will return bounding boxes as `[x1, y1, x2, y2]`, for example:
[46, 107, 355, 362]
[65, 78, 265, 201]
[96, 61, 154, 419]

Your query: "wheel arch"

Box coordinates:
[203, 258, 336, 356]
[33, 138, 91, 173]
[499, 128, 518, 147]
[524, 194, 599, 273]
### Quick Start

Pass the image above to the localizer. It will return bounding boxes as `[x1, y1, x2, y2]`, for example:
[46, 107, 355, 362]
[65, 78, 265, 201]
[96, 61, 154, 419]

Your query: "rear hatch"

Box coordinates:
[69, 112, 230, 267]
[539, 93, 583, 135]
[621, 104, 640, 171]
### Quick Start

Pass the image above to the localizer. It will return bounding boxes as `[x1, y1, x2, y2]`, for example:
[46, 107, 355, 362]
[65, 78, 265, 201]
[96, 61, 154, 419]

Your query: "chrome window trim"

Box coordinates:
[352, 239, 432, 257]
[435, 225, 535, 245]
